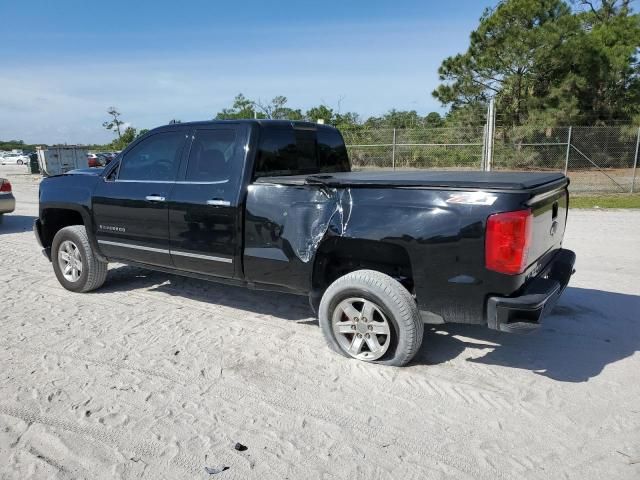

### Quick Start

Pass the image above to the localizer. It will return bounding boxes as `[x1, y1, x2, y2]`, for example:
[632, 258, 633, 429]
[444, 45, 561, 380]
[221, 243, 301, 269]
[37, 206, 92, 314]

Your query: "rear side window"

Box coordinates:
[317, 128, 350, 173]
[254, 128, 315, 177]
[185, 129, 241, 183]
[118, 131, 184, 181]
[181, 127, 248, 201]
[254, 126, 350, 178]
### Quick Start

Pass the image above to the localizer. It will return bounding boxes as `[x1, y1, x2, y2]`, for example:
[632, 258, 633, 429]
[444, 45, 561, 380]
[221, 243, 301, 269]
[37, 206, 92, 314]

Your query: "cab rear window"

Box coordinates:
[254, 126, 350, 178]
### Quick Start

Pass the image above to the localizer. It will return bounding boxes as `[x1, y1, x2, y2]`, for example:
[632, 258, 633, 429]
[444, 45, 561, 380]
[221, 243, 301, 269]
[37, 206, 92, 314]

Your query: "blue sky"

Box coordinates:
[0, 0, 498, 144]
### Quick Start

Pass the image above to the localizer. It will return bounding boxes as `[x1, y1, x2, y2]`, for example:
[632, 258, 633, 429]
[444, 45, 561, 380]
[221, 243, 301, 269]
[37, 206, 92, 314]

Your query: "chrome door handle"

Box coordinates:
[145, 195, 166, 202]
[206, 199, 230, 206]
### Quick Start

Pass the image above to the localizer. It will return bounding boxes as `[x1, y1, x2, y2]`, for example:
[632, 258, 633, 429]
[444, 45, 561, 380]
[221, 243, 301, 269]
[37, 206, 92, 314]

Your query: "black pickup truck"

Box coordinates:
[35, 120, 575, 366]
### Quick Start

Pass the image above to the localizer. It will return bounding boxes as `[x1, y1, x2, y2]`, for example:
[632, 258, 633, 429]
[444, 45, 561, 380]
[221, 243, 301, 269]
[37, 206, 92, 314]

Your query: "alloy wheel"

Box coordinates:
[331, 297, 392, 361]
[58, 240, 83, 282]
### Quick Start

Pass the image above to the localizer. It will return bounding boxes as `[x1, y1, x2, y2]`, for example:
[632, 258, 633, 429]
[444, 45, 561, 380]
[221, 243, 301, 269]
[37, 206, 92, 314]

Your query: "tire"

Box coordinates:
[51, 225, 108, 293]
[318, 270, 423, 366]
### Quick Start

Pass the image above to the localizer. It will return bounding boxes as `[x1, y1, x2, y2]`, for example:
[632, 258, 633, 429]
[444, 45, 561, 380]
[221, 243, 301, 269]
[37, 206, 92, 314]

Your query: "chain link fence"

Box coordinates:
[343, 125, 640, 194]
[342, 126, 485, 171]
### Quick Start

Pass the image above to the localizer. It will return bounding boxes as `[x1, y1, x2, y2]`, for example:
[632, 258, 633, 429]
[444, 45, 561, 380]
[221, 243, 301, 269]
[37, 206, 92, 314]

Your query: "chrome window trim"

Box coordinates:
[112, 179, 229, 185]
[176, 180, 229, 185]
[114, 179, 174, 184]
[97, 239, 233, 264]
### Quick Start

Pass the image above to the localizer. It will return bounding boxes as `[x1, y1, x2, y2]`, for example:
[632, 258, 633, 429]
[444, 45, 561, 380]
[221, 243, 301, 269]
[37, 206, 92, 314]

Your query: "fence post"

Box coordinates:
[481, 123, 487, 171]
[632, 126, 640, 194]
[392, 128, 396, 171]
[564, 126, 572, 176]
[486, 98, 495, 171]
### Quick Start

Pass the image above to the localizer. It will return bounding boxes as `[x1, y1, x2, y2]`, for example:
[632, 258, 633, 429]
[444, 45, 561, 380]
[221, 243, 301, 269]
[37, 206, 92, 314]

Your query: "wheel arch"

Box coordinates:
[309, 236, 414, 312]
[40, 205, 104, 261]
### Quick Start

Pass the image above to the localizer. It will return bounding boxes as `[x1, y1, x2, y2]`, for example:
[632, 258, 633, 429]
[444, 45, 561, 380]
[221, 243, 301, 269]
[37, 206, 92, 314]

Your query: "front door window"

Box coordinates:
[118, 131, 185, 182]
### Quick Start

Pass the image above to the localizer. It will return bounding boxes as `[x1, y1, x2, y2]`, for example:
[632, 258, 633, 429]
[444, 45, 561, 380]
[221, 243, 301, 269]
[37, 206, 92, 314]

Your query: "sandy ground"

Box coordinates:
[1, 165, 639, 479]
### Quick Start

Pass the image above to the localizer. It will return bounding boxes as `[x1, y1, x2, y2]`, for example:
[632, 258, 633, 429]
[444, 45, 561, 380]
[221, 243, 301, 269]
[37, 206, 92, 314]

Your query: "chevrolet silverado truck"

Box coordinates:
[34, 120, 576, 366]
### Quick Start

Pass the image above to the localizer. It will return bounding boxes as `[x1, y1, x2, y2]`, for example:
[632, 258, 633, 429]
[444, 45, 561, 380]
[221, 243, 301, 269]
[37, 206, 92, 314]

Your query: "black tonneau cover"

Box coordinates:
[256, 171, 567, 191]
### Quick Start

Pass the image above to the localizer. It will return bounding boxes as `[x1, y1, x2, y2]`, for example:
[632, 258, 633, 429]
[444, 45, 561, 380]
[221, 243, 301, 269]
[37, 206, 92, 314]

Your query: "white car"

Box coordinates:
[0, 153, 29, 165]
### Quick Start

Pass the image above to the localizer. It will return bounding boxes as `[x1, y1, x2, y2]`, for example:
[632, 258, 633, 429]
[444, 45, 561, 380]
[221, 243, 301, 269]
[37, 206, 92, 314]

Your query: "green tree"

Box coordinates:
[215, 93, 262, 119]
[334, 112, 360, 128]
[103, 107, 125, 139]
[365, 109, 424, 128]
[110, 126, 137, 150]
[216, 94, 305, 120]
[305, 105, 334, 123]
[528, 0, 640, 125]
[252, 96, 302, 120]
[433, 0, 575, 126]
[568, 0, 640, 123]
[0, 139, 36, 151]
[424, 112, 444, 127]
[442, 103, 488, 127]
[433, 0, 640, 126]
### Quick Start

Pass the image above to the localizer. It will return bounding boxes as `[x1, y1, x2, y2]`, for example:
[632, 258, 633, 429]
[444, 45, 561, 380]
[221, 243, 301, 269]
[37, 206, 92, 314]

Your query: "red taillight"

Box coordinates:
[485, 209, 532, 275]
[0, 180, 11, 193]
[88, 158, 98, 167]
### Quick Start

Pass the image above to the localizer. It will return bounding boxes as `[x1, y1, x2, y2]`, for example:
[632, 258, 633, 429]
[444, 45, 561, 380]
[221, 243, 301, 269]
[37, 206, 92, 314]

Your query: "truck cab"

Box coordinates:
[88, 121, 348, 278]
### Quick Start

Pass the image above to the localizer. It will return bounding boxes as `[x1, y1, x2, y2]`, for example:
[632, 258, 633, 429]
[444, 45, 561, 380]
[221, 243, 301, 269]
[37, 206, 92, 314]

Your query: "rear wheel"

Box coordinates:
[52, 225, 108, 292]
[319, 270, 423, 366]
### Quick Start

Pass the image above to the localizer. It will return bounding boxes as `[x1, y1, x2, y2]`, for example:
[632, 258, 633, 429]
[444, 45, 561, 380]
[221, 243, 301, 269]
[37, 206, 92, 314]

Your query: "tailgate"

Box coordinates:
[526, 185, 569, 268]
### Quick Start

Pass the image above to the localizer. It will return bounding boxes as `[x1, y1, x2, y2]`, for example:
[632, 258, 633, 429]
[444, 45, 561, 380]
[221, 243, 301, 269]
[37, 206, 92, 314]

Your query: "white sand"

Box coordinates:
[1, 166, 639, 479]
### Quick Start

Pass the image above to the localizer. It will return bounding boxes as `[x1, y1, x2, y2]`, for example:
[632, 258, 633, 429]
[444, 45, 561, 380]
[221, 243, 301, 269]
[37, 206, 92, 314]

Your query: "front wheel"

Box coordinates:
[51, 225, 108, 292]
[318, 270, 423, 366]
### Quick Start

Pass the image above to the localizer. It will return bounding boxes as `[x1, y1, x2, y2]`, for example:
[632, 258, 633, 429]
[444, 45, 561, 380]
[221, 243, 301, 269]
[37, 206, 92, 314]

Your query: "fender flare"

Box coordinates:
[40, 203, 108, 263]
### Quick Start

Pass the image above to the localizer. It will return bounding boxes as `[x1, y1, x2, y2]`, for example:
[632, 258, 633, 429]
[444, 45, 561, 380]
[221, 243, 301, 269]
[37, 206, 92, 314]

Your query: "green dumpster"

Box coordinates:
[29, 153, 40, 174]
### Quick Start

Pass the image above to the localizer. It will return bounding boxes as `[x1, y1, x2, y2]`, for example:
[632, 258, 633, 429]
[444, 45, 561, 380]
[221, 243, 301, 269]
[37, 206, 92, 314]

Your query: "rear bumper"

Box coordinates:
[0, 193, 15, 214]
[487, 248, 576, 333]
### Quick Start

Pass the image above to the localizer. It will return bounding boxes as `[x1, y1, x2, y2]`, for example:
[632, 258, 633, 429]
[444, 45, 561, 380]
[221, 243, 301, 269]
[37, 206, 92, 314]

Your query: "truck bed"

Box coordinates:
[256, 171, 567, 192]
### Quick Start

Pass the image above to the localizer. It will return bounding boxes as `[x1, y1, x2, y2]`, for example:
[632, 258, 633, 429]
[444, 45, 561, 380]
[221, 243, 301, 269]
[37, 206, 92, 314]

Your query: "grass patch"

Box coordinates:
[570, 194, 640, 209]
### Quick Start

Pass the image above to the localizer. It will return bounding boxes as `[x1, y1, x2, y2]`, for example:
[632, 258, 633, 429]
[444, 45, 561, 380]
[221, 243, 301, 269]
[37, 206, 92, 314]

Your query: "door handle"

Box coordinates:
[206, 199, 231, 206]
[145, 195, 166, 202]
